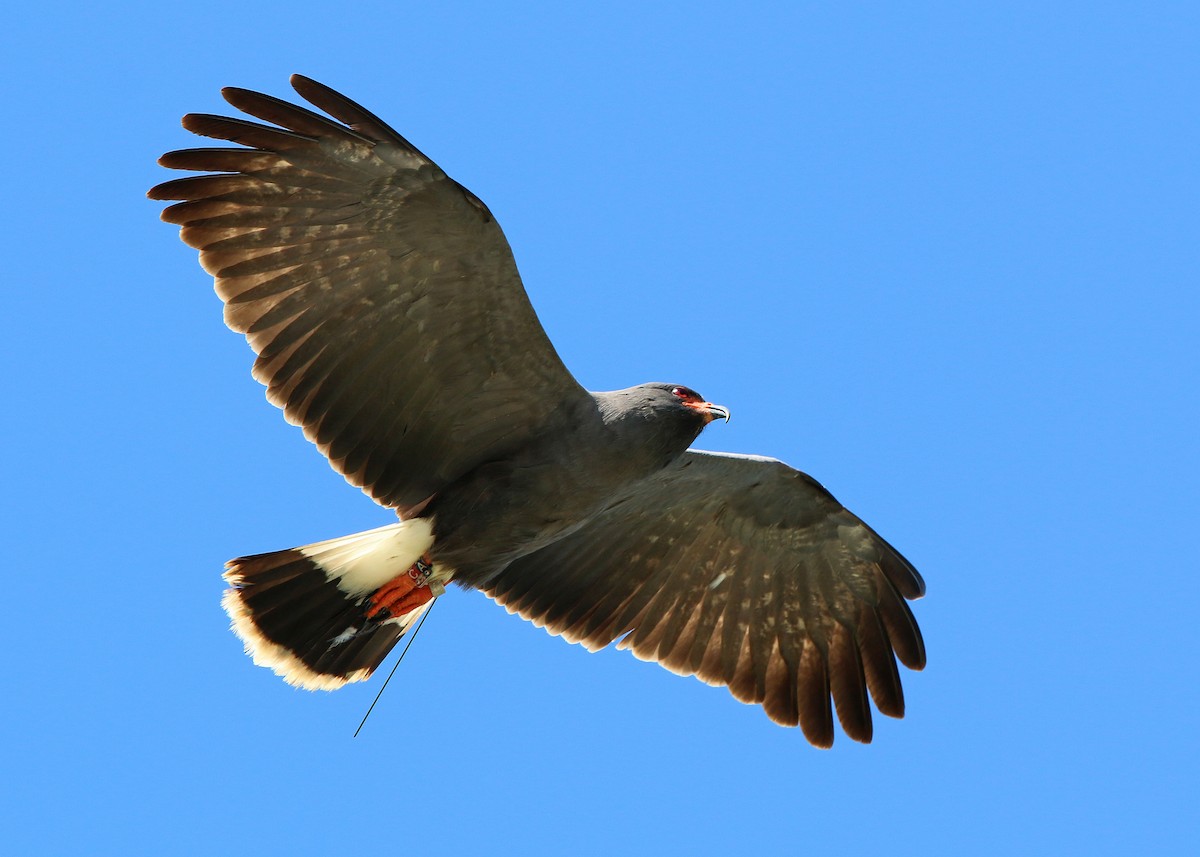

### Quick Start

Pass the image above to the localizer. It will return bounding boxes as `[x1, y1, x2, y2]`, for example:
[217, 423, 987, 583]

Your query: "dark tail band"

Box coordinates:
[223, 549, 427, 689]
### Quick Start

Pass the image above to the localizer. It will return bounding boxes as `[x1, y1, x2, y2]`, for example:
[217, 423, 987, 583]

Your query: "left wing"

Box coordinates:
[148, 76, 590, 513]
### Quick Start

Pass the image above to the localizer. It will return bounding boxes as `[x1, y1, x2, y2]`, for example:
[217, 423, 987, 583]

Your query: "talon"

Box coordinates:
[367, 554, 437, 619]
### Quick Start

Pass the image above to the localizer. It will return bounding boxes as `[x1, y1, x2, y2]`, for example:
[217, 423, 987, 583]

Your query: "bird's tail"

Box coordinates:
[221, 520, 447, 689]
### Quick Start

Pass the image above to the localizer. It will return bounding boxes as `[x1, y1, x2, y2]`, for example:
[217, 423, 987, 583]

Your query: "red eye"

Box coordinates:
[672, 386, 696, 401]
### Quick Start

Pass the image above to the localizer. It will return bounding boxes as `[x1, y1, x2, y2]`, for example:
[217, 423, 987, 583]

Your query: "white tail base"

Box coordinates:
[298, 519, 436, 595]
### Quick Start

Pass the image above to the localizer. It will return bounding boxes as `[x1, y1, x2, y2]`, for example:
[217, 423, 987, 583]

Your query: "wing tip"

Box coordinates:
[290, 72, 317, 91]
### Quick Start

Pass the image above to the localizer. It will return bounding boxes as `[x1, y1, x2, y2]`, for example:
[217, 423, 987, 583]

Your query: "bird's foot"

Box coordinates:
[366, 555, 442, 619]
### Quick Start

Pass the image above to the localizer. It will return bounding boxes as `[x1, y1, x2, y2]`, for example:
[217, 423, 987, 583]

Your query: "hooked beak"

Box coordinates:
[697, 402, 731, 424]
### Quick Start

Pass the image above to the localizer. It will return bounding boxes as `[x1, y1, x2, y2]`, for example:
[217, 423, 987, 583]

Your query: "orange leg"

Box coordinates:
[367, 555, 436, 619]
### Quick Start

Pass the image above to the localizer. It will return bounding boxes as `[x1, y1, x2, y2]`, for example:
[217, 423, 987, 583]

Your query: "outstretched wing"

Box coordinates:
[486, 450, 926, 747]
[149, 75, 588, 512]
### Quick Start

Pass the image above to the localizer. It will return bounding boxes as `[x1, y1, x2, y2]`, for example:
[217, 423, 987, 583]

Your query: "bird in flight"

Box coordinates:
[149, 75, 926, 747]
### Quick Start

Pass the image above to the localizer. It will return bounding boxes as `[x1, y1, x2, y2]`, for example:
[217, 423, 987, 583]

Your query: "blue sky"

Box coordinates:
[4, 2, 1196, 854]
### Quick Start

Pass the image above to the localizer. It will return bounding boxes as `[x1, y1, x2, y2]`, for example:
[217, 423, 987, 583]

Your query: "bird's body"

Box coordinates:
[428, 384, 718, 585]
[150, 76, 926, 747]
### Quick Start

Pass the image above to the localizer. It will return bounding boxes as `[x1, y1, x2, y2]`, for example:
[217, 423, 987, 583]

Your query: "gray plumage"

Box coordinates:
[150, 75, 926, 747]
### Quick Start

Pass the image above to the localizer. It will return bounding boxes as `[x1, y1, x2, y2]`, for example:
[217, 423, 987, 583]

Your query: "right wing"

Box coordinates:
[487, 450, 926, 747]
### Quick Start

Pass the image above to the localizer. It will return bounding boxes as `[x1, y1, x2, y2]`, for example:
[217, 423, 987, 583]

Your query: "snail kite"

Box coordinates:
[149, 75, 926, 747]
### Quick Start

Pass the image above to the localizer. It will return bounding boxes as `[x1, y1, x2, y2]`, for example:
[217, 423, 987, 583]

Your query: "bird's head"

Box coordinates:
[594, 384, 730, 470]
[660, 384, 731, 426]
[618, 382, 730, 439]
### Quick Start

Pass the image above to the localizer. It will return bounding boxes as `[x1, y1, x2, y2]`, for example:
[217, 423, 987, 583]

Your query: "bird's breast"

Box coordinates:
[424, 442, 655, 586]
